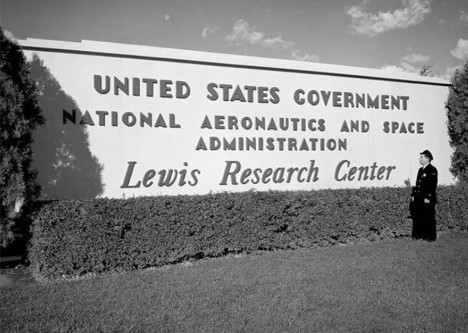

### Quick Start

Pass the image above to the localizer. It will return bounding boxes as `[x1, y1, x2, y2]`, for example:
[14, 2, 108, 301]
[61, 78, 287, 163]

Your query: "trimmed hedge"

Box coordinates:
[29, 185, 468, 279]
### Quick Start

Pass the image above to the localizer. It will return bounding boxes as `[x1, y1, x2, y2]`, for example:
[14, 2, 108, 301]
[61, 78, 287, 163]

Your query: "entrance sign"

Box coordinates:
[20, 39, 453, 198]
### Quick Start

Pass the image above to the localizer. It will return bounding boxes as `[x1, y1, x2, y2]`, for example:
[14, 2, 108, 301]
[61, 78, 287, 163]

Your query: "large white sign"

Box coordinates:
[20, 39, 453, 199]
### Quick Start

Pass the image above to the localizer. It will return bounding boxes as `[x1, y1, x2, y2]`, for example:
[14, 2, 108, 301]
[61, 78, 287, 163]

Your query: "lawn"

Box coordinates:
[1, 232, 468, 333]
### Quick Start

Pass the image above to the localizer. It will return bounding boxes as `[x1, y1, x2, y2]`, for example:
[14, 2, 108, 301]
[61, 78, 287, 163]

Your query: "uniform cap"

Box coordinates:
[420, 150, 433, 161]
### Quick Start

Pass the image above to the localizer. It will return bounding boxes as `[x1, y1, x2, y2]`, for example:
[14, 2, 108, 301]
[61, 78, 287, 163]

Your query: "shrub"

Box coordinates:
[29, 185, 468, 279]
[0, 28, 43, 247]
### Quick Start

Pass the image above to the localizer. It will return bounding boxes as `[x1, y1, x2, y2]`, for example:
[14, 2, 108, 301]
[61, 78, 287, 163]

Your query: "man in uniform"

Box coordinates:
[410, 150, 438, 241]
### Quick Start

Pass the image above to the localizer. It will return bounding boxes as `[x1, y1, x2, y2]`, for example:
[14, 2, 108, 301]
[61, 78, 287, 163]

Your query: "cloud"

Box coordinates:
[291, 49, 319, 62]
[225, 19, 293, 49]
[381, 63, 419, 74]
[439, 65, 460, 81]
[402, 53, 430, 64]
[223, 19, 318, 62]
[380, 64, 410, 73]
[346, 0, 431, 37]
[460, 10, 468, 22]
[164, 14, 171, 21]
[450, 38, 468, 60]
[380, 53, 464, 80]
[380, 53, 430, 74]
[202, 26, 220, 39]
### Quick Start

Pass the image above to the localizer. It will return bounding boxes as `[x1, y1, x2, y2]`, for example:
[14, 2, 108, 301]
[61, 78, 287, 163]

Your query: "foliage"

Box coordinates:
[419, 64, 433, 76]
[0, 28, 44, 247]
[29, 185, 468, 279]
[446, 61, 468, 183]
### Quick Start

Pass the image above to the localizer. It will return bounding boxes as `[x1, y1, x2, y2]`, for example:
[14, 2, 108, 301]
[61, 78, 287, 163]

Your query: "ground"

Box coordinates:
[1, 232, 467, 333]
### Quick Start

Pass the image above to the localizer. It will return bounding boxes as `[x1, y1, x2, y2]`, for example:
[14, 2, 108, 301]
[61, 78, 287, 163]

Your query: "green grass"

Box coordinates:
[1, 233, 468, 333]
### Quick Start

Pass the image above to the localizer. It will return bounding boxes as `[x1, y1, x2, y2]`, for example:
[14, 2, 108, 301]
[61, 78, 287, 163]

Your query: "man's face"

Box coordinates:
[419, 154, 429, 166]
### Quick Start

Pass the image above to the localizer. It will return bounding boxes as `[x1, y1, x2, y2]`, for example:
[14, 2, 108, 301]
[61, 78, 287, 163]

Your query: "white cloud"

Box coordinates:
[460, 10, 468, 22]
[381, 62, 419, 74]
[164, 14, 171, 21]
[262, 36, 294, 49]
[381, 54, 463, 80]
[224, 19, 318, 62]
[202, 26, 220, 39]
[450, 38, 468, 60]
[438, 65, 460, 81]
[225, 19, 293, 49]
[402, 53, 430, 64]
[291, 49, 319, 62]
[380, 64, 409, 73]
[380, 53, 430, 74]
[346, 0, 431, 37]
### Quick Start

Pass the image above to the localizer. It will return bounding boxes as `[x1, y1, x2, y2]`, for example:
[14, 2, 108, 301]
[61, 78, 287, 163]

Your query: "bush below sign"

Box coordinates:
[29, 185, 468, 279]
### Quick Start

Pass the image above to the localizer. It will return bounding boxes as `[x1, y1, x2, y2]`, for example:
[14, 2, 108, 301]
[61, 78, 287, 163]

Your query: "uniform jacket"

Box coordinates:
[412, 163, 438, 204]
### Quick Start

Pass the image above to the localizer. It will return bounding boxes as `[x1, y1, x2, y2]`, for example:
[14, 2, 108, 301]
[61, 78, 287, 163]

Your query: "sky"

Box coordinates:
[1, 0, 467, 80]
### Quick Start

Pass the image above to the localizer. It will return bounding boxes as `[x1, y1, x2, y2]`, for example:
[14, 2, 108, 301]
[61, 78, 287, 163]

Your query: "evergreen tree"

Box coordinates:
[446, 61, 468, 183]
[0, 28, 44, 247]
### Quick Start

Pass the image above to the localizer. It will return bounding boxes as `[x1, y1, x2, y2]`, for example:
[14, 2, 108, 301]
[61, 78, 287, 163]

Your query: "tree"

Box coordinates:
[0, 28, 44, 247]
[419, 64, 433, 77]
[446, 60, 468, 183]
